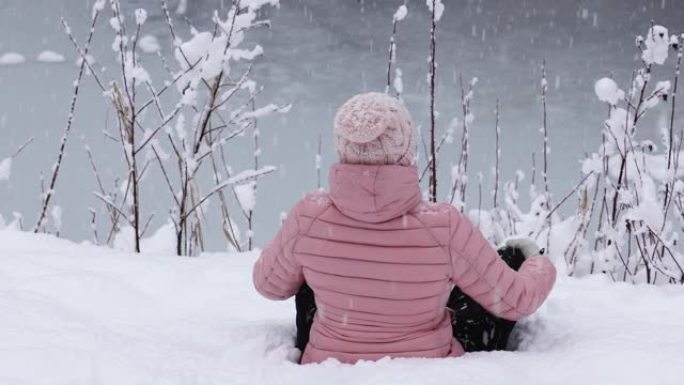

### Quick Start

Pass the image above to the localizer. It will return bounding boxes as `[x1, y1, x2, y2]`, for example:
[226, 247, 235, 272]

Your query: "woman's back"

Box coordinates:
[295, 164, 456, 363]
[253, 163, 556, 364]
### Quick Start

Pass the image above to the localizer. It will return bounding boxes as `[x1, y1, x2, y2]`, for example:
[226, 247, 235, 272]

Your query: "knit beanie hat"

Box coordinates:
[334, 92, 416, 166]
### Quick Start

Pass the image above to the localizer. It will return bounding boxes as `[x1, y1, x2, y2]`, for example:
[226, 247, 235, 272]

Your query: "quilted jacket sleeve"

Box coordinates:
[253, 201, 304, 300]
[447, 208, 557, 321]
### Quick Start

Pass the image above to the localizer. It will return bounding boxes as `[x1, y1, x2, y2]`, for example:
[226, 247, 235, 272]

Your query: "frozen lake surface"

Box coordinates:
[1, 0, 683, 248]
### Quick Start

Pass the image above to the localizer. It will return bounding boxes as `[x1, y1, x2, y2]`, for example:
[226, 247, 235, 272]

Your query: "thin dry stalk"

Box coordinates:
[541, 60, 552, 252]
[11, 137, 34, 160]
[457, 77, 473, 207]
[316, 128, 323, 190]
[427, 0, 437, 202]
[493, 98, 500, 208]
[34, 7, 102, 232]
[89, 208, 99, 244]
[385, 13, 398, 94]
[83, 139, 119, 238]
[247, 99, 261, 251]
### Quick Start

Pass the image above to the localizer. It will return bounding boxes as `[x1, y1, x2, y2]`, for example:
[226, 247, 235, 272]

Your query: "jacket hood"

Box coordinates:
[328, 163, 422, 223]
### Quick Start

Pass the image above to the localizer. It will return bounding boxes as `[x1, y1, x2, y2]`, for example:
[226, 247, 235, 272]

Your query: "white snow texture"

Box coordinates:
[0, 230, 683, 385]
[0, 52, 26, 65]
[393, 5, 408, 22]
[594, 77, 624, 105]
[642, 25, 669, 65]
[426, 0, 444, 21]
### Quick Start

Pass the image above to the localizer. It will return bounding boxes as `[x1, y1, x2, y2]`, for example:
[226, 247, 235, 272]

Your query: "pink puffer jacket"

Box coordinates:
[253, 163, 556, 364]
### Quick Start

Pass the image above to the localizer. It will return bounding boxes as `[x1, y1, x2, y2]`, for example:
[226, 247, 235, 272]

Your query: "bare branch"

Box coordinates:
[93, 192, 133, 227]
[11, 137, 34, 159]
[34, 5, 103, 232]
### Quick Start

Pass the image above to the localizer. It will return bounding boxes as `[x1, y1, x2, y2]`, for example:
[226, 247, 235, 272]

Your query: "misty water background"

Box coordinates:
[1, 0, 683, 250]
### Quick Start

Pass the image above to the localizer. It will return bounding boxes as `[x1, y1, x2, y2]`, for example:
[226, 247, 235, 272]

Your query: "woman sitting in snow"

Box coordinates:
[253, 92, 557, 364]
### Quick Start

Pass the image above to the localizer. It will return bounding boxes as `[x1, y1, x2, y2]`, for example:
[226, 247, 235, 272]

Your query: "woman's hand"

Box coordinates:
[499, 237, 544, 259]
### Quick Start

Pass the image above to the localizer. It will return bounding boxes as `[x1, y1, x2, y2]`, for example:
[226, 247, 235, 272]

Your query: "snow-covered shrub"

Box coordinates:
[64, 0, 287, 255]
[473, 25, 684, 284]
[407, 2, 556, 254]
[406, 2, 561, 258]
[402, 5, 683, 285]
[152, 0, 289, 255]
[565, 26, 684, 284]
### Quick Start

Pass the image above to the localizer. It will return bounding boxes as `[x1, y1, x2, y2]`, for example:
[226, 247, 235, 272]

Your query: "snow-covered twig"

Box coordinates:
[427, 0, 438, 203]
[89, 208, 99, 244]
[82, 139, 120, 240]
[316, 128, 323, 190]
[449, 76, 476, 209]
[386, 3, 407, 96]
[182, 166, 276, 222]
[93, 192, 133, 226]
[541, 59, 552, 252]
[61, 18, 106, 92]
[34, 3, 103, 233]
[418, 127, 453, 183]
[493, 98, 500, 208]
[545, 171, 594, 220]
[247, 98, 260, 250]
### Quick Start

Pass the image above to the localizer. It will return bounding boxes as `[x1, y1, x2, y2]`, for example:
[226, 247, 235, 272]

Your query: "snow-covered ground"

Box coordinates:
[1, 229, 683, 385]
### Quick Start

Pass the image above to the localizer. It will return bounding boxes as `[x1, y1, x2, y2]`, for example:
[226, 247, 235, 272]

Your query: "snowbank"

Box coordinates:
[37, 50, 66, 63]
[0, 52, 26, 65]
[0, 230, 682, 385]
